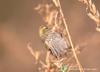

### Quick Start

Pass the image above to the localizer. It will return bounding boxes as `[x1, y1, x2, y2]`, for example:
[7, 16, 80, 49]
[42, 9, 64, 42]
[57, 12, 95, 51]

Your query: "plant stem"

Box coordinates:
[56, 0, 84, 72]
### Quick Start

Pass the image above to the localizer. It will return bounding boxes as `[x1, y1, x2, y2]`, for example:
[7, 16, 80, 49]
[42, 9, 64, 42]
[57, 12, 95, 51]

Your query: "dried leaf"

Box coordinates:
[87, 13, 99, 22]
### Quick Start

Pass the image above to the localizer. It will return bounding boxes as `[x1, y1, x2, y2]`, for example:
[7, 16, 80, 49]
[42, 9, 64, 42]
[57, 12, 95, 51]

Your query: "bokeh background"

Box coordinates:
[0, 0, 100, 72]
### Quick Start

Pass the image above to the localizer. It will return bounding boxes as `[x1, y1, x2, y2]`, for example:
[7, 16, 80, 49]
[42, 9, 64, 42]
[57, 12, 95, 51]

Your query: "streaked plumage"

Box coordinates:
[39, 26, 70, 58]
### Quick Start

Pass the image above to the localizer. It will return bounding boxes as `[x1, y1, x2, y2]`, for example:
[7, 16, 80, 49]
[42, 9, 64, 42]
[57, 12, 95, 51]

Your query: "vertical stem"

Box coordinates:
[56, 0, 84, 72]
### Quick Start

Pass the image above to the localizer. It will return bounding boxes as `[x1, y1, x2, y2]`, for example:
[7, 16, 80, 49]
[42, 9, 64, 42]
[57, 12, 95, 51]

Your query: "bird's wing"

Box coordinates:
[45, 32, 69, 57]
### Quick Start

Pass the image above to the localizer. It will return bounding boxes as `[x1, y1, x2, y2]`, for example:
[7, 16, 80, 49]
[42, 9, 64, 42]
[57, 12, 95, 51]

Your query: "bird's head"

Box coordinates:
[39, 25, 49, 40]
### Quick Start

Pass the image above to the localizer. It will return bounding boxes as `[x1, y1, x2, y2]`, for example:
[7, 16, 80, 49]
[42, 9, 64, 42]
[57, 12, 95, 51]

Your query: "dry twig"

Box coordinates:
[79, 0, 100, 32]
[52, 0, 84, 72]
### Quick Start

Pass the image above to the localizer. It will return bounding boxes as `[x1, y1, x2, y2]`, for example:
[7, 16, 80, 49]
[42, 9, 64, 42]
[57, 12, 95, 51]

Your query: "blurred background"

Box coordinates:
[0, 0, 100, 72]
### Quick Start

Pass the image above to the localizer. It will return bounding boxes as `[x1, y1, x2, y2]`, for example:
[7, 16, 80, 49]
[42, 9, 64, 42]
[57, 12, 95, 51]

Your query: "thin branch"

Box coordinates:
[52, 0, 84, 72]
[78, 0, 100, 32]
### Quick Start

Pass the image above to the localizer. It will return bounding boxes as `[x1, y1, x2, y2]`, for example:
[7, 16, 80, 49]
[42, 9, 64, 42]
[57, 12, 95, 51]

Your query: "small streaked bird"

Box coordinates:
[39, 26, 71, 58]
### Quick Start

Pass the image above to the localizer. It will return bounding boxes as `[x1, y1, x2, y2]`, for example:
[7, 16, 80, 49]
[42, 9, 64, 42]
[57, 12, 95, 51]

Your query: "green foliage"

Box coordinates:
[60, 65, 68, 72]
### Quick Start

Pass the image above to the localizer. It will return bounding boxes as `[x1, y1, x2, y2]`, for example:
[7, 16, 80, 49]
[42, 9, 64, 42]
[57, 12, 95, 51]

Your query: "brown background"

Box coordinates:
[0, 0, 100, 72]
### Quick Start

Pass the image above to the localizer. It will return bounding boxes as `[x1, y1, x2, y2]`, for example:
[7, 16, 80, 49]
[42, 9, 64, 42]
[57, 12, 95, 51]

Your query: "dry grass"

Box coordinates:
[78, 0, 100, 32]
[26, 0, 99, 72]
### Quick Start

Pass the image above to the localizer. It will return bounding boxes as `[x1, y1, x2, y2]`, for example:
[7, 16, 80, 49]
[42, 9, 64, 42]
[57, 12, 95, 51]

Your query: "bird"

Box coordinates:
[39, 25, 71, 59]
